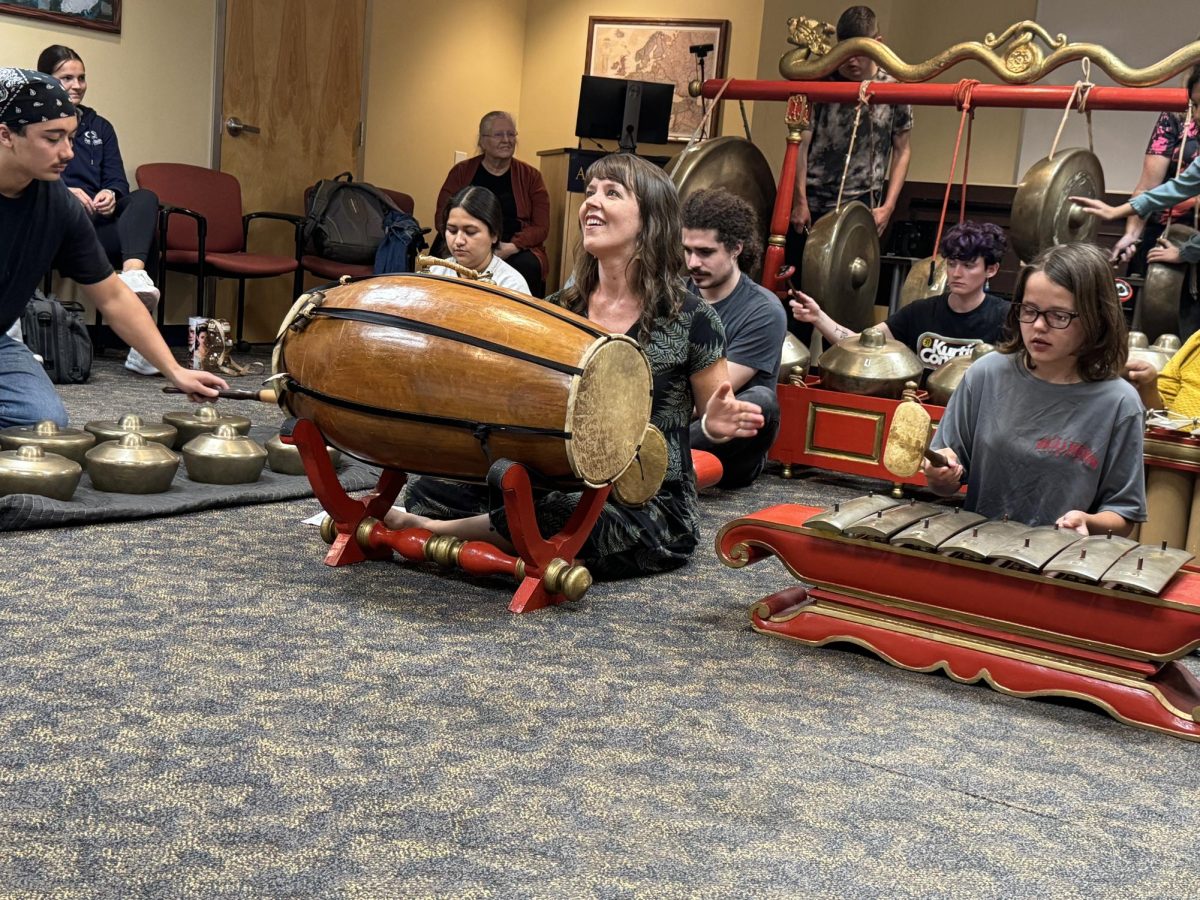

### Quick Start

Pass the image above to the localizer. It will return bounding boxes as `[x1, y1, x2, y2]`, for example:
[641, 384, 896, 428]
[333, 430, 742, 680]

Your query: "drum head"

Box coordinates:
[672, 137, 776, 279]
[611, 425, 668, 508]
[566, 336, 653, 487]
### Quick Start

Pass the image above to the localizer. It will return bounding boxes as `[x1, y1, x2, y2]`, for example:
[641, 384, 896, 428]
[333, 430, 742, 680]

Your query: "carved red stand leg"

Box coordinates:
[282, 417, 406, 566]
[491, 460, 610, 614]
[285, 419, 606, 613]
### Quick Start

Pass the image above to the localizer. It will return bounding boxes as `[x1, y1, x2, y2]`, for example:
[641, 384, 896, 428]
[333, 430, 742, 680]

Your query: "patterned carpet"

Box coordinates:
[1, 349, 1198, 896]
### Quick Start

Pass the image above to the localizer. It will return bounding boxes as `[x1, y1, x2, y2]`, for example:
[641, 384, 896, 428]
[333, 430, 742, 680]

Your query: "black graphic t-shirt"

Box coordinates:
[886, 292, 1009, 369]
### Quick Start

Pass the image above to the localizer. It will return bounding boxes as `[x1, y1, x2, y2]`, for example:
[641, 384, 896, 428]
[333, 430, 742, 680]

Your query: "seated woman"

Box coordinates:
[426, 186, 530, 294]
[434, 111, 549, 296]
[37, 44, 162, 375]
[924, 243, 1146, 536]
[788, 221, 1009, 367]
[389, 153, 765, 579]
[1126, 329, 1200, 415]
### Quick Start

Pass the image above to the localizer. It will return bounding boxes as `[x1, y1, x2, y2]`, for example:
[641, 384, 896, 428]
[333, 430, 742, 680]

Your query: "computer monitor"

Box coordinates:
[574, 75, 674, 152]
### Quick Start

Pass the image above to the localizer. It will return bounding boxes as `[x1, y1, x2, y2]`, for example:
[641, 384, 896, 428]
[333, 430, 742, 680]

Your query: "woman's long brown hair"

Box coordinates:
[557, 154, 687, 345]
[998, 242, 1127, 382]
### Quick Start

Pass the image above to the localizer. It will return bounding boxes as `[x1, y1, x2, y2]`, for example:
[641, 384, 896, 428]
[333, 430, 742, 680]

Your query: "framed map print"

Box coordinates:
[585, 17, 730, 142]
[0, 0, 121, 33]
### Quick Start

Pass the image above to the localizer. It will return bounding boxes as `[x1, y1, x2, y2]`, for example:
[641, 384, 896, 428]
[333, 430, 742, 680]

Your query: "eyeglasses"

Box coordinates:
[1014, 302, 1080, 329]
[482, 131, 517, 140]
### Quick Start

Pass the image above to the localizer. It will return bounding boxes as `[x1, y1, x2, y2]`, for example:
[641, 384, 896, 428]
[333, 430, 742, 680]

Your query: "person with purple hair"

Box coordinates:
[789, 221, 1009, 368]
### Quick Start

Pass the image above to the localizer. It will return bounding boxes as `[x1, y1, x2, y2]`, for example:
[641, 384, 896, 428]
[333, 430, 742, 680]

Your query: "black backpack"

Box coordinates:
[303, 172, 400, 264]
[20, 291, 93, 384]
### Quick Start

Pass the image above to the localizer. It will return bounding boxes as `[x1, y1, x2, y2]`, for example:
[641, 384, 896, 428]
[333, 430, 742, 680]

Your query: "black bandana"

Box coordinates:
[0, 67, 75, 128]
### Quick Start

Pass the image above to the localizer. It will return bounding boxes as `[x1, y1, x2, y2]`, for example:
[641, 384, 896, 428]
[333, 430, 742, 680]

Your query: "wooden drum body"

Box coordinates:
[273, 275, 652, 485]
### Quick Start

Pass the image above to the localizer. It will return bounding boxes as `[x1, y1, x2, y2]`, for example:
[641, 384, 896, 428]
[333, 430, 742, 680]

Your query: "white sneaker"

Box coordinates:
[124, 348, 160, 376]
[119, 269, 161, 308]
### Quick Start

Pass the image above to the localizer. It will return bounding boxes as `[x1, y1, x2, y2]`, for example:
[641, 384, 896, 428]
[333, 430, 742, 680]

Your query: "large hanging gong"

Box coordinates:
[671, 137, 776, 279]
[1137, 223, 1198, 342]
[1010, 148, 1105, 263]
[898, 256, 948, 309]
[801, 201, 880, 333]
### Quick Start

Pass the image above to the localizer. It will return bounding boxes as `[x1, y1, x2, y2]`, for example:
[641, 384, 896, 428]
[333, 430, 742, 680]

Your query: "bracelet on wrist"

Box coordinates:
[700, 413, 732, 444]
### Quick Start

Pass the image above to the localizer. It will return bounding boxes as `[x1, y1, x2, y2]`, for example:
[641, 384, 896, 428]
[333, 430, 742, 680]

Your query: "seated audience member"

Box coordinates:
[789, 221, 1009, 367]
[0, 68, 223, 428]
[682, 188, 786, 488]
[388, 154, 764, 579]
[37, 44, 162, 375]
[1126, 329, 1200, 415]
[925, 243, 1145, 535]
[435, 111, 549, 296]
[427, 186, 530, 294]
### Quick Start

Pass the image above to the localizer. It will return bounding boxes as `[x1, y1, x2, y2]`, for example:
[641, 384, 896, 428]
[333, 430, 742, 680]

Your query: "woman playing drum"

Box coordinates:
[388, 153, 764, 578]
[923, 243, 1147, 536]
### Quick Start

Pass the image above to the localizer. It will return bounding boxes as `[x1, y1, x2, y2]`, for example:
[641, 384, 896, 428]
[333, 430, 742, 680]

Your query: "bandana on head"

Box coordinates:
[0, 67, 75, 129]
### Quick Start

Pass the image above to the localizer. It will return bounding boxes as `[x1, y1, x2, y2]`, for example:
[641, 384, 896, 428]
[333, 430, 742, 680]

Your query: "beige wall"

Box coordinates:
[363, 0, 765, 231]
[362, 0, 530, 229]
[751, 0, 1036, 188]
[0, 0, 218, 177]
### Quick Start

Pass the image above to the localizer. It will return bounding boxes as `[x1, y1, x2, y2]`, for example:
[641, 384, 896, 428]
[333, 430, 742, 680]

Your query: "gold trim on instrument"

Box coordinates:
[780, 21, 1200, 87]
[716, 517, 1200, 618]
[749, 600, 1200, 739]
[803, 405, 885, 464]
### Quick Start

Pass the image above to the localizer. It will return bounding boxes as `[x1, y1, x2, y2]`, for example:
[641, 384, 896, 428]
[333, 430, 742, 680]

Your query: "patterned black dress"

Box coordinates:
[404, 292, 726, 579]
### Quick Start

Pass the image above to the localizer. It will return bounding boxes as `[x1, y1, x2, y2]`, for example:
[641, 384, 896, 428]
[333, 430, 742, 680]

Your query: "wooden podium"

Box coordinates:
[537, 148, 673, 293]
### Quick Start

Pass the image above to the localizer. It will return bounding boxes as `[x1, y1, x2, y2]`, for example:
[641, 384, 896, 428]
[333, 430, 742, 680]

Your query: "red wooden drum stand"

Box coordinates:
[284, 418, 600, 613]
[717, 503, 1200, 741]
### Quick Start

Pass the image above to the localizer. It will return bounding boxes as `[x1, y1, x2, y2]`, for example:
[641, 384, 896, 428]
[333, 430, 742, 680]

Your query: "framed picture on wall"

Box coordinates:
[0, 0, 121, 34]
[585, 16, 730, 142]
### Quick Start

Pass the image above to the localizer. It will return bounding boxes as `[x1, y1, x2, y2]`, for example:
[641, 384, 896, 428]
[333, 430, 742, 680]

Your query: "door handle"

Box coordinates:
[225, 116, 261, 137]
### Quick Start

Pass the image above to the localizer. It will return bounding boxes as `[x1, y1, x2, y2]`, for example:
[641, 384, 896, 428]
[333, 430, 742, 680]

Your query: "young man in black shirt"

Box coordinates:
[0, 68, 224, 427]
[789, 221, 1009, 369]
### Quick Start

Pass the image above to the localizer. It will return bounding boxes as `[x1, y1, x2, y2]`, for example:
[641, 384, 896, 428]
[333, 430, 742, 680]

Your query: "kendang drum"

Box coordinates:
[273, 274, 652, 486]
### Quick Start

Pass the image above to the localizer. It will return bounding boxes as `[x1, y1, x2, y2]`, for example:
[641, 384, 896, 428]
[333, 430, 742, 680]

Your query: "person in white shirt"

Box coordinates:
[428, 186, 530, 294]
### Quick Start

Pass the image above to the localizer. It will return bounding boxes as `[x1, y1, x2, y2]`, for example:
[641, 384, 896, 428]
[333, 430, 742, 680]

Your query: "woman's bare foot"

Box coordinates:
[383, 507, 434, 530]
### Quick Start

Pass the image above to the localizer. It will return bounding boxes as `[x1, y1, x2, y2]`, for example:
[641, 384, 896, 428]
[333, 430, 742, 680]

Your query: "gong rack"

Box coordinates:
[695, 23, 1200, 297]
[717, 498, 1200, 741]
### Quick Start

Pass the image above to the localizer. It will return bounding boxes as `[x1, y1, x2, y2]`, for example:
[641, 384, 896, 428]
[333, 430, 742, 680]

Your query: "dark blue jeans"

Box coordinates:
[0, 333, 67, 428]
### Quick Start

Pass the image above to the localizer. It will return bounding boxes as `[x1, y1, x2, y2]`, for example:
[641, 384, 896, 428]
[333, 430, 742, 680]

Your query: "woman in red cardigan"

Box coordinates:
[435, 111, 549, 296]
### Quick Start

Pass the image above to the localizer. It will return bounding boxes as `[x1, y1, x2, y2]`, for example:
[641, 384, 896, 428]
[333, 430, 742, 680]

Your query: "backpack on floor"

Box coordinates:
[20, 291, 93, 384]
[303, 172, 400, 264]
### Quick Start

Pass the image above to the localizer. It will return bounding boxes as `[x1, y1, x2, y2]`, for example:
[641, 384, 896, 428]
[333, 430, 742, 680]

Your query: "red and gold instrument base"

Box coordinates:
[770, 380, 946, 489]
[718, 504, 1200, 741]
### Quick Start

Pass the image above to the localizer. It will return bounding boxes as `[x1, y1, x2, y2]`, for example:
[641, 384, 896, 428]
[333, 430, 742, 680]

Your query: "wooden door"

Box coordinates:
[218, 0, 366, 342]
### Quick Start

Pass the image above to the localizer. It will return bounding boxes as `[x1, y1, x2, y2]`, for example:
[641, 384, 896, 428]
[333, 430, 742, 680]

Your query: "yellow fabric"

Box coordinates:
[1159, 330, 1200, 415]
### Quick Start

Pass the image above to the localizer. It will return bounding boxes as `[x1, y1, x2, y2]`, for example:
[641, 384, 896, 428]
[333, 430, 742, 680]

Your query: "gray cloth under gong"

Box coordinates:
[0, 426, 380, 531]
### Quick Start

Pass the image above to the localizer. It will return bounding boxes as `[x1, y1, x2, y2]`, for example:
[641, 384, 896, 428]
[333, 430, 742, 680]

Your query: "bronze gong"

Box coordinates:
[670, 137, 776, 280]
[898, 256, 947, 309]
[1138, 224, 1198, 342]
[802, 201, 881, 334]
[1010, 148, 1105, 263]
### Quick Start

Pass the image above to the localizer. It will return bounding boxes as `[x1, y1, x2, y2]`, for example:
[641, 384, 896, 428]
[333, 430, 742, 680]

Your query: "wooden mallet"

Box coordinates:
[883, 382, 949, 479]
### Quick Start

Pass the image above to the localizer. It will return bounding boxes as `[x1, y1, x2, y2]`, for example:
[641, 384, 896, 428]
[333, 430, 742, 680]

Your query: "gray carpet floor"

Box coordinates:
[1, 348, 1198, 897]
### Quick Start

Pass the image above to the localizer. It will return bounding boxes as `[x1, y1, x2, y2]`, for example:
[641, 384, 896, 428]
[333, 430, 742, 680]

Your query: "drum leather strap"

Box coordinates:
[311, 307, 585, 377]
[317, 272, 611, 340]
[284, 379, 571, 441]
